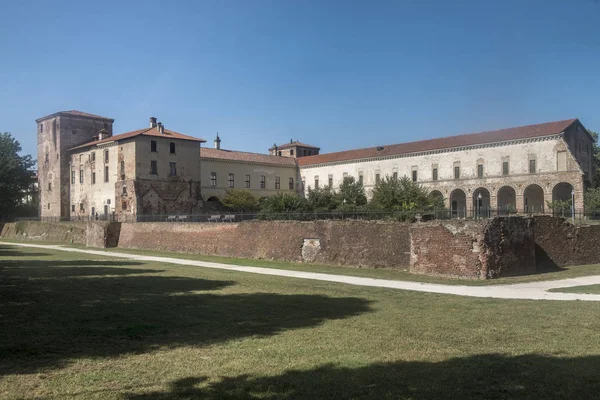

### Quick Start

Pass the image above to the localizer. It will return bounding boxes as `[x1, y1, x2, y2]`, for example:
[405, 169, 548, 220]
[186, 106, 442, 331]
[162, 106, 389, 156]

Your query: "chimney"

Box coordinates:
[98, 128, 109, 140]
[214, 133, 221, 149]
[290, 139, 293, 144]
[149, 117, 157, 128]
[157, 122, 164, 134]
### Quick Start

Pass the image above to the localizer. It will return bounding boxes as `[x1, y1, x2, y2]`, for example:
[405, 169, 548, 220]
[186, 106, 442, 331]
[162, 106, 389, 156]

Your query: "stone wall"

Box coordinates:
[1, 220, 120, 248]
[533, 216, 600, 268]
[410, 217, 535, 279]
[118, 220, 411, 268]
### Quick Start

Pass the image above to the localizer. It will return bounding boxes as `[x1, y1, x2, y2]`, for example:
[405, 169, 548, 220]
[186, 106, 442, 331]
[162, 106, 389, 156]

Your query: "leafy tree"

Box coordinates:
[370, 175, 439, 212]
[546, 199, 572, 216]
[584, 188, 600, 215]
[259, 192, 308, 214]
[0, 132, 36, 219]
[589, 131, 600, 187]
[307, 185, 339, 211]
[220, 189, 259, 212]
[337, 176, 367, 207]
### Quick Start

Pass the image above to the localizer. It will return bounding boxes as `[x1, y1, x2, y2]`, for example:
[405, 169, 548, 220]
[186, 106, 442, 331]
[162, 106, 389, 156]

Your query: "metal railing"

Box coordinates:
[13, 208, 600, 224]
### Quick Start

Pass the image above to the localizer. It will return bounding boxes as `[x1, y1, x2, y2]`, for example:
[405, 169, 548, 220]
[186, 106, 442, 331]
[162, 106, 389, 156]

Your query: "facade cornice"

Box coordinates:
[299, 134, 563, 170]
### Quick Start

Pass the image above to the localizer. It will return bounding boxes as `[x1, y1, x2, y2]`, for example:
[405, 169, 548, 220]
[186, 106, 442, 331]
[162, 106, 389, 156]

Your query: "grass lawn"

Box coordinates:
[549, 284, 600, 294]
[1, 244, 600, 399]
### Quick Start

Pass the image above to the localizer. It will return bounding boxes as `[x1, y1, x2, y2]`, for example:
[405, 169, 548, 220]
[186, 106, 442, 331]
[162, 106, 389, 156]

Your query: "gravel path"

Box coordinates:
[4, 241, 600, 302]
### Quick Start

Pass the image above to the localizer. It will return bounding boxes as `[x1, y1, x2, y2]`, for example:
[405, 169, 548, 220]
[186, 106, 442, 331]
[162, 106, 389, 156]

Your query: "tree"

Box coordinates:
[220, 189, 259, 212]
[0, 132, 36, 219]
[337, 176, 367, 207]
[259, 192, 308, 214]
[370, 175, 439, 212]
[590, 131, 600, 187]
[307, 185, 338, 211]
[584, 187, 600, 215]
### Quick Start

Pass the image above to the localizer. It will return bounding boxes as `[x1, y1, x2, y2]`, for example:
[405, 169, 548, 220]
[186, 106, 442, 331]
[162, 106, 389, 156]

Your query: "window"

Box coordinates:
[529, 159, 536, 174]
[375, 174, 381, 184]
[228, 173, 234, 187]
[308, 150, 312, 156]
[151, 140, 157, 152]
[92, 172, 96, 184]
[91, 152, 96, 162]
[45, 153, 49, 163]
[328, 176, 333, 187]
[393, 171, 398, 180]
[278, 151, 282, 156]
[79, 166, 84, 183]
[211, 172, 217, 186]
[71, 205, 75, 212]
[122, 186, 127, 195]
[302, 177, 306, 189]
[303, 150, 307, 156]
[48, 182, 52, 191]
[275, 176, 280, 189]
[47, 203, 50, 210]
[122, 202, 127, 211]
[289, 177, 294, 190]
[260, 175, 266, 189]
[79, 154, 82, 162]
[477, 164, 484, 178]
[290, 149, 294, 156]
[40, 124, 43, 132]
[104, 150, 109, 163]
[314, 177, 319, 189]
[502, 161, 509, 176]
[71, 170, 75, 184]
[104, 166, 109, 182]
[432, 168, 438, 181]
[359, 175, 364, 184]
[150, 161, 158, 175]
[245, 174, 250, 188]
[412, 170, 417, 182]
[170, 162, 177, 176]
[121, 161, 125, 179]
[170, 142, 175, 154]
[454, 166, 460, 179]
[79, 203, 84, 212]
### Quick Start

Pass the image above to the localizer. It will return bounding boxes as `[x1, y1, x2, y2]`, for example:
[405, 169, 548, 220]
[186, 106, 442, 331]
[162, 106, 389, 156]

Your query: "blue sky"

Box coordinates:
[1, 0, 599, 160]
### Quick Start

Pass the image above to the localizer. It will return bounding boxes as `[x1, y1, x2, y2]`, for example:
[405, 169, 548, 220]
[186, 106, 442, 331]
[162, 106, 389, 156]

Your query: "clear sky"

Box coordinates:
[1, 0, 599, 161]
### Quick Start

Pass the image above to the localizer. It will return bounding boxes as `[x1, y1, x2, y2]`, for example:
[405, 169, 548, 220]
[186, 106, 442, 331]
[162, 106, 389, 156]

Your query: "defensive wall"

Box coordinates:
[2, 216, 598, 279]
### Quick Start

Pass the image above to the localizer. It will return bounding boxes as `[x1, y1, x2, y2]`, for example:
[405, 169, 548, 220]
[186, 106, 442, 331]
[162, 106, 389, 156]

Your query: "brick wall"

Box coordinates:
[118, 220, 411, 268]
[533, 216, 600, 268]
[410, 217, 535, 279]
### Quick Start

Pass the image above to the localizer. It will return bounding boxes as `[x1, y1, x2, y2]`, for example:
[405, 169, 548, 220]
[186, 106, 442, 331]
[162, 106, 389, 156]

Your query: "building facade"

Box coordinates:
[298, 119, 593, 213]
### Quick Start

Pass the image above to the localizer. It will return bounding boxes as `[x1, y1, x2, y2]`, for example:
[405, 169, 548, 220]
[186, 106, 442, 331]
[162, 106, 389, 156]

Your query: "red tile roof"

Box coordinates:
[36, 110, 114, 122]
[69, 127, 206, 151]
[272, 141, 320, 150]
[202, 148, 298, 167]
[298, 119, 578, 167]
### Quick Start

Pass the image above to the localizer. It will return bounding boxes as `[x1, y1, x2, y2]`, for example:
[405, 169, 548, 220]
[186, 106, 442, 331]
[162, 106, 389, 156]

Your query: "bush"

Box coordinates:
[258, 193, 309, 220]
[307, 186, 339, 211]
[221, 189, 259, 212]
[370, 175, 440, 212]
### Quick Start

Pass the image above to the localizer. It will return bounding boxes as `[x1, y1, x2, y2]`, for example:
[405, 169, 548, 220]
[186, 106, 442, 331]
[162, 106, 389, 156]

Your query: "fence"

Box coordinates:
[14, 207, 600, 224]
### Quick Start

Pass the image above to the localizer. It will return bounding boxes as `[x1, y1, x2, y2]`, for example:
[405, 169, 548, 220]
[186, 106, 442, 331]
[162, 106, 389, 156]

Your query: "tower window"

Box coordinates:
[104, 166, 109, 182]
[151, 140, 157, 152]
[170, 142, 176, 154]
[290, 149, 294, 156]
[40, 124, 43, 132]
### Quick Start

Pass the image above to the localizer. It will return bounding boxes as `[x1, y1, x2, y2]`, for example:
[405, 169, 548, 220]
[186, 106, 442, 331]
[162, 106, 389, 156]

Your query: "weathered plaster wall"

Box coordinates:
[410, 217, 535, 279]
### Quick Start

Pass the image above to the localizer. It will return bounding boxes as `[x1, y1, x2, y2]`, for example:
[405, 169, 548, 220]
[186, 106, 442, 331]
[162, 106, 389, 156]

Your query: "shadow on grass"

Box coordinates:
[0, 244, 51, 258]
[125, 354, 600, 400]
[0, 253, 371, 377]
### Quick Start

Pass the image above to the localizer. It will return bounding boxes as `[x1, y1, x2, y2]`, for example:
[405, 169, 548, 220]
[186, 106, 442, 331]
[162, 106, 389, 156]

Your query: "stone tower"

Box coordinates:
[37, 110, 114, 218]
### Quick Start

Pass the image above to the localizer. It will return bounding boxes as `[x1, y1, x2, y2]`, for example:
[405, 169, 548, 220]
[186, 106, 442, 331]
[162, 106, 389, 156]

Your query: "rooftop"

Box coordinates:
[69, 126, 206, 151]
[298, 119, 579, 167]
[36, 110, 115, 122]
[271, 141, 320, 150]
[202, 147, 298, 167]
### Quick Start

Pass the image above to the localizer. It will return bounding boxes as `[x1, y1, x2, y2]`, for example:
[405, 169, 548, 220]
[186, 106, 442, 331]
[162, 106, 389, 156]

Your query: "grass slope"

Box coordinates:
[1, 244, 600, 399]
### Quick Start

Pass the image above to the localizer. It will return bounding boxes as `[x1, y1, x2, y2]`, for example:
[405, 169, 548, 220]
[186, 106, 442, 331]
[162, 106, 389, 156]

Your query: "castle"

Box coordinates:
[37, 110, 593, 219]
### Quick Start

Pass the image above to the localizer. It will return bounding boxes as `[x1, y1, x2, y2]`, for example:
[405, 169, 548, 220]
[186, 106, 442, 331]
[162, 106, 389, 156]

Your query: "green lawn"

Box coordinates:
[549, 284, 600, 294]
[1, 244, 600, 399]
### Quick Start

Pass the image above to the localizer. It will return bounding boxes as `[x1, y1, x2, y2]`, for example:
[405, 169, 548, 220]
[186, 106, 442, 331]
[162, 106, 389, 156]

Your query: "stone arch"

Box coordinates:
[429, 190, 445, 209]
[473, 187, 491, 217]
[552, 182, 574, 216]
[450, 188, 467, 218]
[523, 184, 544, 213]
[497, 186, 517, 213]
